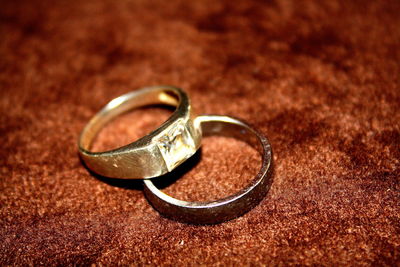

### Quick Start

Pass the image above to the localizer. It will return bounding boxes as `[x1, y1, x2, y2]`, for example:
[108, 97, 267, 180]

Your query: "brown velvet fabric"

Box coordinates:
[1, 0, 399, 265]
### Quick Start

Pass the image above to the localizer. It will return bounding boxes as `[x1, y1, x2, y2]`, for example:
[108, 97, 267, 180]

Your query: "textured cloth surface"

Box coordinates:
[1, 0, 400, 265]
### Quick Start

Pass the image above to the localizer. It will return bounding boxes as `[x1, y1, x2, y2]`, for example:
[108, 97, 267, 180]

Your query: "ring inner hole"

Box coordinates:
[90, 105, 174, 152]
[153, 135, 261, 202]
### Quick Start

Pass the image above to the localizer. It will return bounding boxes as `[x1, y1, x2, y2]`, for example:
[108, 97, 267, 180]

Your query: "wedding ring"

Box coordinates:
[78, 86, 202, 179]
[143, 115, 273, 224]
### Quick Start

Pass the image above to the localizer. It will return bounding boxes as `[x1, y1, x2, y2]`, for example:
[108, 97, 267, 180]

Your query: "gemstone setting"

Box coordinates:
[157, 123, 196, 171]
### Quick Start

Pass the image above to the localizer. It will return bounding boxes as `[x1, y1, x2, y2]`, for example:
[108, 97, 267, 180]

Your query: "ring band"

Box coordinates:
[143, 115, 273, 224]
[78, 86, 202, 179]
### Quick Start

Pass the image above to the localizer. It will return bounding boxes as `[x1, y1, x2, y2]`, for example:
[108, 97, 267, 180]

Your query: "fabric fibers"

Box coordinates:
[1, 0, 399, 265]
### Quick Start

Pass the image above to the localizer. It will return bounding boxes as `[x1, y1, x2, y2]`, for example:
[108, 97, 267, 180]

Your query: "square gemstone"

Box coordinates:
[157, 124, 196, 171]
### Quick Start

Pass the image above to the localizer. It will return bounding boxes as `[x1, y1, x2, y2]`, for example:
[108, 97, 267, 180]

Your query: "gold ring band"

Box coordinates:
[78, 86, 202, 179]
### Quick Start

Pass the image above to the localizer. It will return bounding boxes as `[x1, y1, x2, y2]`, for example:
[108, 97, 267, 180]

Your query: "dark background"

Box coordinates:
[1, 0, 399, 265]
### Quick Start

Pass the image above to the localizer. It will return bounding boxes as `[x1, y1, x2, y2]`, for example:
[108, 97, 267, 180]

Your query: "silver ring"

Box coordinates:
[143, 115, 273, 224]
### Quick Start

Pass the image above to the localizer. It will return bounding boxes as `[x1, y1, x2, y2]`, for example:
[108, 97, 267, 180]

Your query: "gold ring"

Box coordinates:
[143, 115, 273, 224]
[78, 86, 202, 179]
